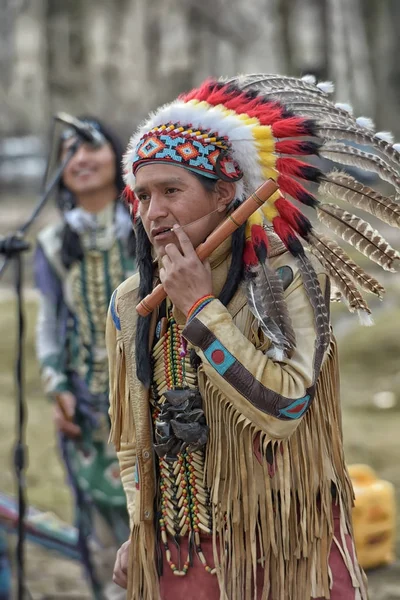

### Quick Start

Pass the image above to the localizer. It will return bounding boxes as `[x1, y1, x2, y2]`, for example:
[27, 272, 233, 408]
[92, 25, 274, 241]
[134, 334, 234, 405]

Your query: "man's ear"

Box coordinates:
[215, 180, 236, 213]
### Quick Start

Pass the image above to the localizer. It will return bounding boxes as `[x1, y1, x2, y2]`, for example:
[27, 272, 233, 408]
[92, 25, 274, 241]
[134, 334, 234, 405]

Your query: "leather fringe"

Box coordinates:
[108, 338, 133, 451]
[127, 522, 160, 599]
[197, 336, 368, 600]
[113, 322, 368, 599]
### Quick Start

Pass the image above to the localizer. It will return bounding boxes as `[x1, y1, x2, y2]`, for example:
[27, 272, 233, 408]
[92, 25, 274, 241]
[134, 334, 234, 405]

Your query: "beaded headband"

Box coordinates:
[131, 123, 242, 182]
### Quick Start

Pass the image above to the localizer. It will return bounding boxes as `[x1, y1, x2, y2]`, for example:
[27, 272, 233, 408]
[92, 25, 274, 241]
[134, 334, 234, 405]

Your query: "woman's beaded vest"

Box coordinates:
[66, 203, 134, 396]
[151, 306, 216, 577]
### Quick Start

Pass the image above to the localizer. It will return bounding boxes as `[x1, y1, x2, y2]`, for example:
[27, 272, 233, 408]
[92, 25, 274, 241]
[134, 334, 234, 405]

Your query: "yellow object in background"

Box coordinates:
[348, 464, 396, 570]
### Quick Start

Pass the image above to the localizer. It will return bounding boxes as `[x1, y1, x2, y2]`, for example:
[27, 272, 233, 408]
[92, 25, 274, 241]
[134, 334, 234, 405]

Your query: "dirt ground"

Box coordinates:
[1, 196, 399, 598]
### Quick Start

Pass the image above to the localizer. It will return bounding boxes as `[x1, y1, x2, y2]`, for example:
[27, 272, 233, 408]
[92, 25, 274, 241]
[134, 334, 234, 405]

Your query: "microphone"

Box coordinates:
[54, 112, 106, 148]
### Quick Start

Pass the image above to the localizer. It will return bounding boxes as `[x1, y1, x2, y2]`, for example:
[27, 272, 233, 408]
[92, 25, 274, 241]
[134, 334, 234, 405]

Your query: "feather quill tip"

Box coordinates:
[335, 102, 353, 115]
[357, 310, 374, 327]
[375, 131, 394, 143]
[317, 81, 334, 94]
[301, 74, 317, 84]
[356, 116, 375, 130]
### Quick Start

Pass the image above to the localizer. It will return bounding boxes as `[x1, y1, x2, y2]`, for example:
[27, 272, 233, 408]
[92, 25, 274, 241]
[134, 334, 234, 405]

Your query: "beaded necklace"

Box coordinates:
[151, 306, 216, 577]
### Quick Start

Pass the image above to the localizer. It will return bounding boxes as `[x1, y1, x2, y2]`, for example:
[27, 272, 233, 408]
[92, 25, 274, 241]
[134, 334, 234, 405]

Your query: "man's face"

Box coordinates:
[135, 164, 230, 258]
[61, 137, 117, 197]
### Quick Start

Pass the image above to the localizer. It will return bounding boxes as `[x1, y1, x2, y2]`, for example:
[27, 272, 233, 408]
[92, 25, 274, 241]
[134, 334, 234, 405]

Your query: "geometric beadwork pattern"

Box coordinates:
[132, 124, 242, 181]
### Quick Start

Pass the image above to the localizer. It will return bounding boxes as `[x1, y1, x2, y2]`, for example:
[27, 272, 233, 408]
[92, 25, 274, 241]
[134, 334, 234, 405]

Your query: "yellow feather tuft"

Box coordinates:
[262, 202, 280, 222]
[245, 210, 263, 239]
[258, 152, 277, 167]
[237, 114, 259, 125]
[268, 190, 281, 204]
[220, 106, 240, 119]
[255, 139, 276, 152]
[261, 166, 278, 181]
[252, 125, 274, 140]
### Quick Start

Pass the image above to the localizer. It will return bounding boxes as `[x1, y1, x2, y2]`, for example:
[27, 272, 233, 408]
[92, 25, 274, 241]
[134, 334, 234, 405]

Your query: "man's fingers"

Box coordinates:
[161, 253, 172, 268]
[172, 224, 196, 256]
[164, 242, 183, 262]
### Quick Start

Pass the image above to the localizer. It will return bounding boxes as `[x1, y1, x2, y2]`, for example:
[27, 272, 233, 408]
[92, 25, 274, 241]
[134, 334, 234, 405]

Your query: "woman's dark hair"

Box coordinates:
[57, 116, 135, 268]
[135, 171, 245, 387]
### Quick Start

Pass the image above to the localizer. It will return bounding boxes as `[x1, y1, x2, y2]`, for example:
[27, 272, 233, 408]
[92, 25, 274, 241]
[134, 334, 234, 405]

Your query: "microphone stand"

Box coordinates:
[0, 138, 82, 599]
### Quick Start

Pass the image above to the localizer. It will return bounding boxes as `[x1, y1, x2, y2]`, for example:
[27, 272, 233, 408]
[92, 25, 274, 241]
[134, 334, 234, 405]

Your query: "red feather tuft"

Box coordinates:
[275, 197, 312, 238]
[123, 185, 136, 206]
[247, 102, 286, 126]
[276, 158, 322, 183]
[272, 216, 293, 247]
[277, 157, 310, 177]
[206, 87, 235, 106]
[251, 224, 269, 249]
[191, 84, 286, 126]
[123, 185, 138, 221]
[278, 174, 319, 207]
[235, 99, 260, 114]
[224, 96, 286, 126]
[272, 117, 316, 138]
[132, 197, 139, 222]
[223, 93, 249, 112]
[243, 240, 258, 268]
[179, 78, 217, 102]
[180, 82, 289, 128]
[272, 216, 303, 255]
[251, 223, 269, 263]
[275, 140, 320, 155]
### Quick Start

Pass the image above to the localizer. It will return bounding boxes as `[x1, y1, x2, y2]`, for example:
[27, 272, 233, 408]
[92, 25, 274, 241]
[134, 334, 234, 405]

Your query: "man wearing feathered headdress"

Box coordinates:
[106, 74, 400, 599]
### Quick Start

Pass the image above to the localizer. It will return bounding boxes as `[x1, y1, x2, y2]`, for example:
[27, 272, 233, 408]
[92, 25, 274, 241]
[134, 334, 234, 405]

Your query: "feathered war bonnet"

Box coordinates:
[123, 74, 400, 360]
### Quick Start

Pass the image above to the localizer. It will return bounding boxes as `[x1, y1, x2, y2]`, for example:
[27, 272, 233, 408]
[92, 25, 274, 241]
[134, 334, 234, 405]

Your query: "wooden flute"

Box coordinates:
[136, 178, 279, 317]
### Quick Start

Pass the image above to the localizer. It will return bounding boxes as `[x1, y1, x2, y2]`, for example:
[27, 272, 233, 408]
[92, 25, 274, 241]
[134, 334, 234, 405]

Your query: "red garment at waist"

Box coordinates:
[159, 503, 360, 600]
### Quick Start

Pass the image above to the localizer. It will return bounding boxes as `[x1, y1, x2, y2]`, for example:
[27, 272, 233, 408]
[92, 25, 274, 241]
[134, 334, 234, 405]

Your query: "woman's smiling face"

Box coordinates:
[61, 138, 117, 197]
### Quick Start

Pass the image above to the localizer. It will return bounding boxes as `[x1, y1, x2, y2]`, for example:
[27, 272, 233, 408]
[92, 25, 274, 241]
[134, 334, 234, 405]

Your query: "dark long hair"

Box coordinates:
[56, 116, 134, 268]
[135, 174, 245, 387]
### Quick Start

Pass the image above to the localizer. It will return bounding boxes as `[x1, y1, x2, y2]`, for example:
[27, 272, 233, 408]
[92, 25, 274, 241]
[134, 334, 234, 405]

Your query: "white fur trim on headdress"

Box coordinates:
[123, 99, 268, 202]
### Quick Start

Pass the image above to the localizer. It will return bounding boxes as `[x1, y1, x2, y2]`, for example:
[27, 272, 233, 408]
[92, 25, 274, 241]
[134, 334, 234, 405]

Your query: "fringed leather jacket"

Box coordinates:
[106, 239, 367, 600]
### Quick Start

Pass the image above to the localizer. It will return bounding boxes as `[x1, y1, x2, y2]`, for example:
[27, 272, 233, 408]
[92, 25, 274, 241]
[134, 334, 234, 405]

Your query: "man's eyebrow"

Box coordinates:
[134, 177, 185, 193]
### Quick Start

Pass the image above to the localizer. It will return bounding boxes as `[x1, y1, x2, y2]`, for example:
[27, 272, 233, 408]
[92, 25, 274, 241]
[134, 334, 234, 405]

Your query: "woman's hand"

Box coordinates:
[54, 391, 81, 438]
[113, 539, 131, 588]
[159, 225, 213, 316]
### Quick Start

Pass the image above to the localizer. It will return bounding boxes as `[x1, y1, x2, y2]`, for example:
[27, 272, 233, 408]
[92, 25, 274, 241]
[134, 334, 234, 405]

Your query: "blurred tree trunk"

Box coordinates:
[366, 0, 400, 134]
[0, 0, 19, 91]
[289, 0, 328, 78]
[44, 0, 90, 117]
[327, 0, 352, 102]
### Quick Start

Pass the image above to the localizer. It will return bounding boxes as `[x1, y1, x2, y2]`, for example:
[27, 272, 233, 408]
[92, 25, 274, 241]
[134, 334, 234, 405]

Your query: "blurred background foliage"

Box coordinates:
[1, 0, 400, 139]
